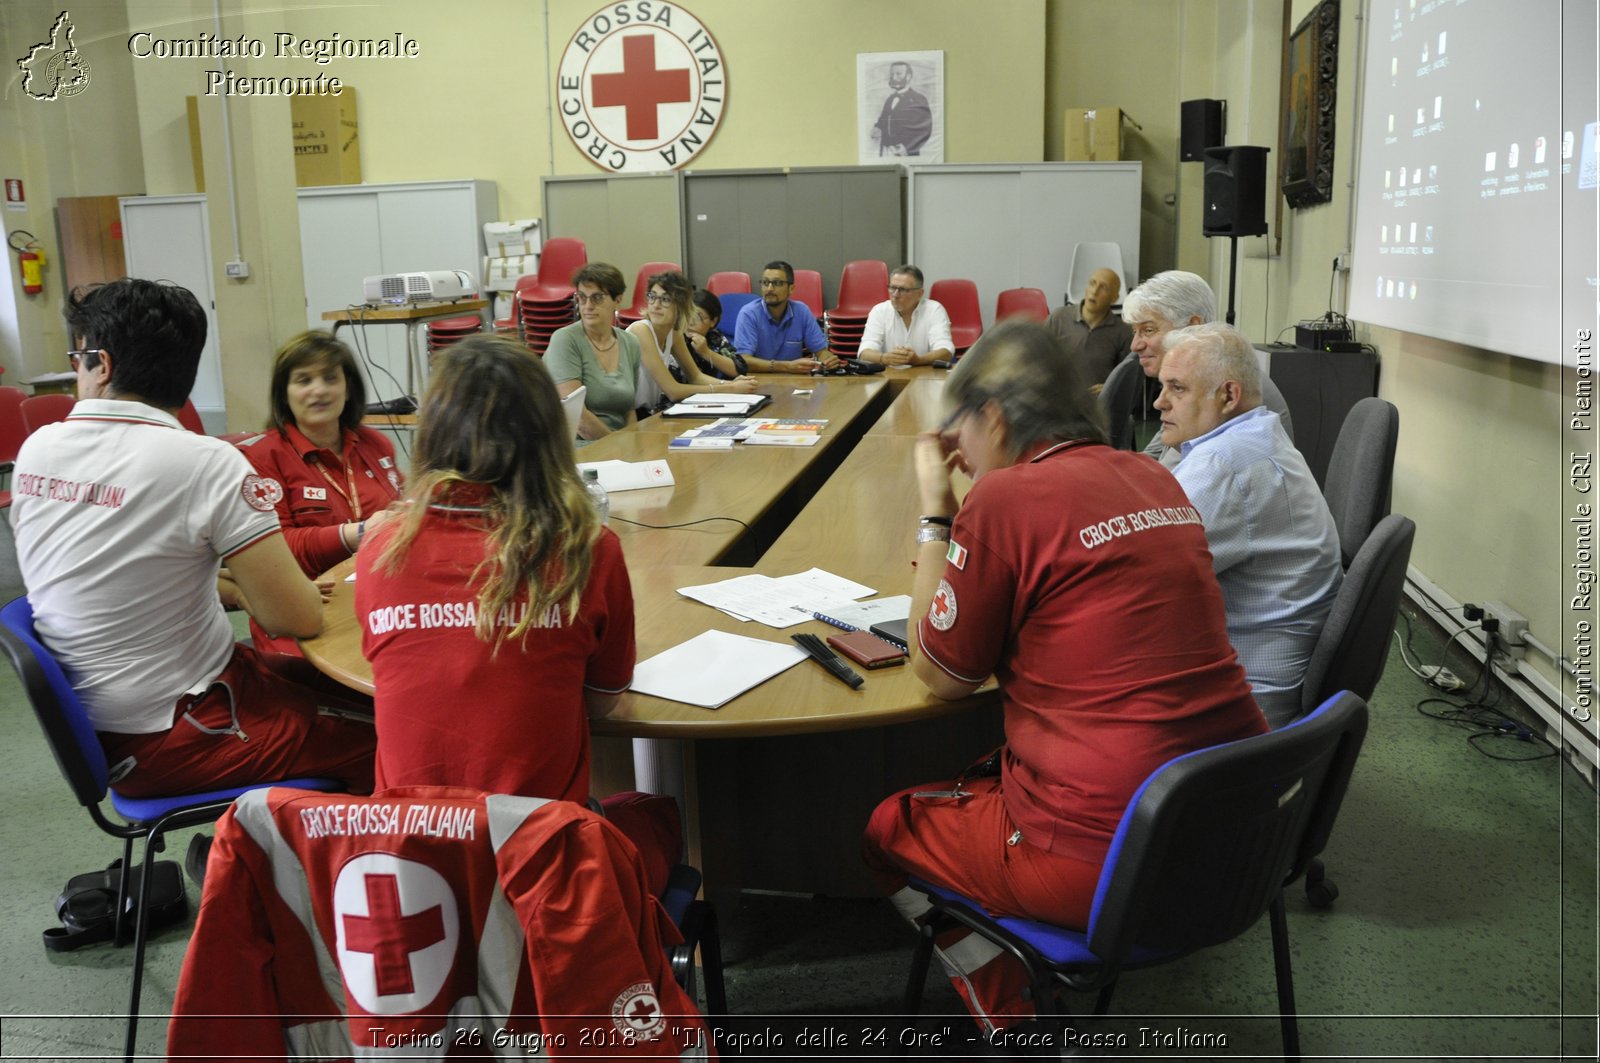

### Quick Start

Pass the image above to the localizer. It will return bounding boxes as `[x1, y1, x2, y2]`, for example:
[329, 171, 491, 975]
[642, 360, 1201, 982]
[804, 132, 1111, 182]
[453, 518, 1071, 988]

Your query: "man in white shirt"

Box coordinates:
[857, 264, 954, 367]
[1155, 321, 1342, 727]
[11, 278, 374, 797]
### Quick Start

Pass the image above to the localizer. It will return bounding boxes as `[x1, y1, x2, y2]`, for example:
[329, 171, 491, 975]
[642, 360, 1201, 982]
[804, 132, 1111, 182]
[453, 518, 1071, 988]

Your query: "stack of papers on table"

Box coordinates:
[630, 630, 806, 708]
[677, 568, 876, 628]
[741, 419, 827, 447]
[661, 393, 771, 417]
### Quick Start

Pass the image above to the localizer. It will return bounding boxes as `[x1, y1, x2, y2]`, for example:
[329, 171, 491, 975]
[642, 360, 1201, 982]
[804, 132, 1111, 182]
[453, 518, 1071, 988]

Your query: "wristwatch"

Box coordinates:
[917, 525, 951, 546]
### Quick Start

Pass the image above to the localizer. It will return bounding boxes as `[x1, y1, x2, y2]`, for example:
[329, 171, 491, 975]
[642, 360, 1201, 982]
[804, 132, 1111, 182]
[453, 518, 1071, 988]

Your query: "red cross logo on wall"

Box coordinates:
[342, 874, 447, 997]
[590, 34, 691, 142]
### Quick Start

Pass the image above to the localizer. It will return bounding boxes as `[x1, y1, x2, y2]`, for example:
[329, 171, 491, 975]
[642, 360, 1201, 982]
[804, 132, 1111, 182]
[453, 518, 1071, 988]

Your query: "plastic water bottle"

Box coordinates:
[583, 468, 609, 525]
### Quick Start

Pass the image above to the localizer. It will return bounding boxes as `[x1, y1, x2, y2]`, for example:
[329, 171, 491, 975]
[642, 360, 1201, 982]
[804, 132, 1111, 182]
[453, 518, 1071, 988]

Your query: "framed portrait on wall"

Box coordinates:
[858, 51, 944, 165]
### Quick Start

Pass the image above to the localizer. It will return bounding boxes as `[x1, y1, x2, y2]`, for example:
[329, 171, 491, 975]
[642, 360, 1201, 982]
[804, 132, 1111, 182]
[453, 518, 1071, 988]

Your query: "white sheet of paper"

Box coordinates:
[802, 594, 913, 628]
[677, 569, 876, 628]
[629, 630, 807, 708]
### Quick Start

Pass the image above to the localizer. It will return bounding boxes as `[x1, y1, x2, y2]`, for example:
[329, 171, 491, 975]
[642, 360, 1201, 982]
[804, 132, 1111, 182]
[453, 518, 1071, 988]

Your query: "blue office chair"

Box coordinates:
[902, 691, 1369, 1063]
[715, 291, 760, 330]
[659, 863, 727, 1016]
[0, 596, 344, 1062]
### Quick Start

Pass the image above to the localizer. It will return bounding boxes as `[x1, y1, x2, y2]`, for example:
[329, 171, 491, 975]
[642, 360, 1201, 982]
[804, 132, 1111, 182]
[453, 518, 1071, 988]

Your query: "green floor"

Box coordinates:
[0, 543, 1593, 1059]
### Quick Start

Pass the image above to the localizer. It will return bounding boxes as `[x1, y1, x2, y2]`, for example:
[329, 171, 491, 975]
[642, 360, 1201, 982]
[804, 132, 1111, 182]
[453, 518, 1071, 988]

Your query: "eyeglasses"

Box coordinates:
[938, 405, 971, 436]
[573, 291, 612, 307]
[888, 285, 922, 296]
[67, 348, 104, 370]
[645, 291, 670, 305]
[758, 278, 790, 289]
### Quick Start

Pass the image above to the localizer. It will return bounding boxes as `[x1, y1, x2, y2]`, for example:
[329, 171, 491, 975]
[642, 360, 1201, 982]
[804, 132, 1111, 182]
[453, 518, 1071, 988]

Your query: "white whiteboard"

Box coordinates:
[907, 163, 1142, 327]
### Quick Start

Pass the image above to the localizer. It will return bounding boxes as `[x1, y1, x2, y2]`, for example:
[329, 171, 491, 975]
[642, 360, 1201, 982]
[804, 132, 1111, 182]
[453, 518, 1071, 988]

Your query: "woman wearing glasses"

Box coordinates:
[356, 335, 679, 892]
[862, 321, 1266, 1031]
[543, 262, 643, 442]
[627, 268, 756, 413]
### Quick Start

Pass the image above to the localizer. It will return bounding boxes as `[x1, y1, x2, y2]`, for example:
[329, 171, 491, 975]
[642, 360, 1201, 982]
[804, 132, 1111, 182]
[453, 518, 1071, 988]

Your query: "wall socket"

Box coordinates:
[1334, 250, 1352, 272]
[1482, 600, 1529, 646]
[224, 259, 250, 279]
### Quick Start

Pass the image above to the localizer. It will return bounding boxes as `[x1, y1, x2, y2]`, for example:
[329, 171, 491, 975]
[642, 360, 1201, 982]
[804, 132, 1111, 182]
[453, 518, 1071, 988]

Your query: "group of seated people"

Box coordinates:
[10, 262, 1344, 1037]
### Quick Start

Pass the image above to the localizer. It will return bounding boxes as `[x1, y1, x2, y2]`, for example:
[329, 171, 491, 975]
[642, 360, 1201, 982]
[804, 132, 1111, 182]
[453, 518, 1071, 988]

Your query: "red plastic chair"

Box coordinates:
[930, 279, 984, 354]
[524, 238, 589, 302]
[617, 261, 682, 328]
[20, 394, 74, 436]
[705, 271, 751, 296]
[791, 270, 825, 321]
[830, 261, 888, 319]
[995, 287, 1051, 323]
[0, 387, 28, 465]
[177, 399, 206, 434]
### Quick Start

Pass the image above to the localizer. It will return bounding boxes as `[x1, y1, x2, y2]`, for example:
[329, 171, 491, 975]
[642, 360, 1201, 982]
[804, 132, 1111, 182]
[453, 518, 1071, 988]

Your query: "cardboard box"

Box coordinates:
[1064, 106, 1124, 161]
[482, 254, 539, 292]
[484, 219, 541, 259]
[188, 90, 361, 190]
[291, 89, 360, 187]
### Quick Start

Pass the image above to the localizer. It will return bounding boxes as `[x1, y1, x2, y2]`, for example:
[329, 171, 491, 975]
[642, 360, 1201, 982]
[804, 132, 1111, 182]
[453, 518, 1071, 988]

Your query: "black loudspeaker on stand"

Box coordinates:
[1201, 145, 1270, 325]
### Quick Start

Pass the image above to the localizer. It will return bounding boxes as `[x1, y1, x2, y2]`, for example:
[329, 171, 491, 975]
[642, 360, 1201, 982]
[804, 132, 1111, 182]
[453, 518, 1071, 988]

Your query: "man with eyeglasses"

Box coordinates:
[732, 260, 840, 374]
[1044, 267, 1131, 387]
[11, 279, 375, 800]
[857, 264, 954, 367]
[1118, 270, 1294, 467]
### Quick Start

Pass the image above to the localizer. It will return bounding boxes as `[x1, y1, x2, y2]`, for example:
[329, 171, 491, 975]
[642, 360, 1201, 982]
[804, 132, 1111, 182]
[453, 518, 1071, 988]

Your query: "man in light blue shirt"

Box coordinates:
[733, 260, 839, 375]
[1155, 321, 1342, 727]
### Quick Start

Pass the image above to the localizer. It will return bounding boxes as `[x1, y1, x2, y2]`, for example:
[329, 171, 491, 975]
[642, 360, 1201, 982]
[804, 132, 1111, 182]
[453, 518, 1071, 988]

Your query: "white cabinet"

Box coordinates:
[120, 180, 499, 421]
[298, 180, 498, 402]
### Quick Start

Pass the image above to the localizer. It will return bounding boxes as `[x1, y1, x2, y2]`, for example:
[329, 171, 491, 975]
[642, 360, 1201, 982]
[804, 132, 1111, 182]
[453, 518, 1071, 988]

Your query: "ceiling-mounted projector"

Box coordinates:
[363, 270, 475, 304]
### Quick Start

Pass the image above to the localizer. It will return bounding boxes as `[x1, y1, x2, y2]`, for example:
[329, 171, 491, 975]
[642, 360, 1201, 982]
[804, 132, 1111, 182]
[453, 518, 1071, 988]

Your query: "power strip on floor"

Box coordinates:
[1419, 665, 1466, 692]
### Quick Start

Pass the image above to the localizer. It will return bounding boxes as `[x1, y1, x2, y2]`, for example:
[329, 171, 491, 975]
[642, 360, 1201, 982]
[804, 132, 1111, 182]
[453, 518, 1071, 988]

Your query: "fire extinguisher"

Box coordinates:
[7, 230, 46, 295]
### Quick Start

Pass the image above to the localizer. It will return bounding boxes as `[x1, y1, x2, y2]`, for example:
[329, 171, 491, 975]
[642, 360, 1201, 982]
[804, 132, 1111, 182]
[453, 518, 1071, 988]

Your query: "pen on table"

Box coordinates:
[791, 633, 864, 690]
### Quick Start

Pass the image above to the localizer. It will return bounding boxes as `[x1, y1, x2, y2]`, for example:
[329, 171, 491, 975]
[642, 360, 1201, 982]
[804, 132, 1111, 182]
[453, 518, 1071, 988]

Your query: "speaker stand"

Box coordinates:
[1223, 234, 1240, 325]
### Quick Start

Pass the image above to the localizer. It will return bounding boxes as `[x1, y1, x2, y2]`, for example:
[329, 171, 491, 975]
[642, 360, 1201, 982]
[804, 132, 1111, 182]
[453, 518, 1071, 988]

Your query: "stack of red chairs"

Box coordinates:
[514, 238, 589, 356]
[426, 315, 484, 355]
[825, 260, 887, 357]
[615, 261, 681, 329]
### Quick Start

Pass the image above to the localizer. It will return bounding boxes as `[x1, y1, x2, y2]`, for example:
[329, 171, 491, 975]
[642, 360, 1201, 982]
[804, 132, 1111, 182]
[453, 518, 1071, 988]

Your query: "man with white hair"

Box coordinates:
[1119, 270, 1293, 466]
[1155, 321, 1342, 727]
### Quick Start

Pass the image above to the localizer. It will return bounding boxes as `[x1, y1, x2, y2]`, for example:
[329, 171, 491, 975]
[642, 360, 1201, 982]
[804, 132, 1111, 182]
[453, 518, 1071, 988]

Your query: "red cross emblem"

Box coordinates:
[929, 579, 958, 631]
[611, 981, 666, 1039]
[590, 34, 691, 141]
[241, 474, 283, 512]
[557, 5, 727, 174]
[341, 874, 447, 997]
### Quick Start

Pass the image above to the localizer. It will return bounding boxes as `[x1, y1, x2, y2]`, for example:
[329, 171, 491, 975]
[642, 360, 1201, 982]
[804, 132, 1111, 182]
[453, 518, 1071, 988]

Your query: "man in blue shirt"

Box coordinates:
[734, 260, 839, 374]
[1155, 321, 1342, 728]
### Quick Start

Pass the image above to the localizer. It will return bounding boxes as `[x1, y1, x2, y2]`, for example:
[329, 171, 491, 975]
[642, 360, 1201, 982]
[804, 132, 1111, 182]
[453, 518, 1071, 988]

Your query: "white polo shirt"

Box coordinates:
[12, 400, 282, 733]
[859, 298, 954, 360]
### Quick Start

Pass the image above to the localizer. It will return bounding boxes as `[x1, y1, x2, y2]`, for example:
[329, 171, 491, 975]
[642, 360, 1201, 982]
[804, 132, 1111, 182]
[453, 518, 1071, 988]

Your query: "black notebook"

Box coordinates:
[868, 617, 909, 652]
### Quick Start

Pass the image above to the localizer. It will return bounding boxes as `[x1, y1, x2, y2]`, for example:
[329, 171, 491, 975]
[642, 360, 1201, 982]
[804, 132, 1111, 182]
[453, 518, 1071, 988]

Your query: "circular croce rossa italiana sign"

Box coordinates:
[557, 2, 726, 173]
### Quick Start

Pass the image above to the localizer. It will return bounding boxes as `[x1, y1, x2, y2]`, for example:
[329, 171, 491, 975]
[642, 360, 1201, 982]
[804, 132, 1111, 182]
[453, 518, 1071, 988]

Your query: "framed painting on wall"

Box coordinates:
[1281, 0, 1339, 208]
[858, 51, 944, 165]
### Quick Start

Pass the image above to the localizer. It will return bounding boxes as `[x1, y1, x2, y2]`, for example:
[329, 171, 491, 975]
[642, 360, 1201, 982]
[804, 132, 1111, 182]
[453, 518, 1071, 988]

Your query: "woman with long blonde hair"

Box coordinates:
[355, 334, 679, 890]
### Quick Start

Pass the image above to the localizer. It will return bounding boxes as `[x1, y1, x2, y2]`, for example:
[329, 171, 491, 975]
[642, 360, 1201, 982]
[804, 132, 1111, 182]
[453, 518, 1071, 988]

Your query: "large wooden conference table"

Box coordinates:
[301, 369, 1002, 896]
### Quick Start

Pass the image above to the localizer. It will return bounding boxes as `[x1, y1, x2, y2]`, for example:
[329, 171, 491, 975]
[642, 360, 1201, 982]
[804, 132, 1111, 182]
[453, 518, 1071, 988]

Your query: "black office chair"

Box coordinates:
[902, 691, 1369, 1063]
[1322, 397, 1400, 568]
[660, 863, 728, 1016]
[0, 596, 344, 1062]
[1098, 354, 1144, 450]
[1294, 514, 1415, 906]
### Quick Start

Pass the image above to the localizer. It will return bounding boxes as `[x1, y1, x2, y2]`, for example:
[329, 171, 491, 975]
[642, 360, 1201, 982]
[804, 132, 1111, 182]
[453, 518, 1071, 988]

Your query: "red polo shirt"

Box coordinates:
[918, 440, 1266, 862]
